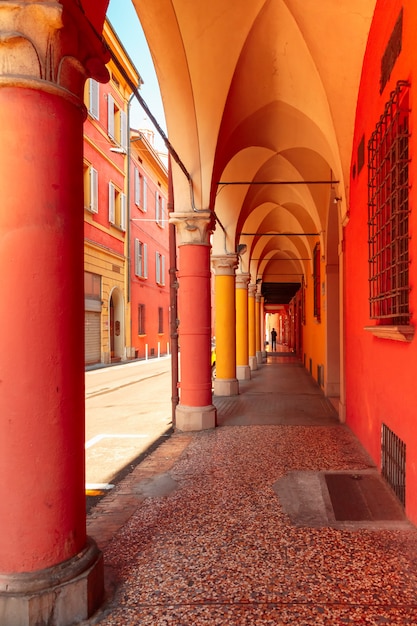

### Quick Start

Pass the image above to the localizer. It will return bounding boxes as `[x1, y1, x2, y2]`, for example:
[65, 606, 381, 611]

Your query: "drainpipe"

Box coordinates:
[168, 160, 179, 426]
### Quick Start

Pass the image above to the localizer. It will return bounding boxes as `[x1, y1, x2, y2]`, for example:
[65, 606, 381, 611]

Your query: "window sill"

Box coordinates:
[364, 325, 415, 342]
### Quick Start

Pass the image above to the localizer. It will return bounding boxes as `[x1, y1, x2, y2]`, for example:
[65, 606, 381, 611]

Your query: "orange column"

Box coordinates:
[236, 273, 251, 380]
[248, 283, 257, 371]
[0, 4, 107, 623]
[170, 212, 216, 430]
[212, 254, 239, 396]
[255, 290, 262, 365]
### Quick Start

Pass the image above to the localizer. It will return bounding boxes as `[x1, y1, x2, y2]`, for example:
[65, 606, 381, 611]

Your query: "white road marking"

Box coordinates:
[85, 483, 115, 490]
[85, 433, 149, 449]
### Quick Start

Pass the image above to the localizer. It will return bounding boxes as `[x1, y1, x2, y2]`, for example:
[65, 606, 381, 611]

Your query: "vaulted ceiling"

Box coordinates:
[131, 0, 376, 302]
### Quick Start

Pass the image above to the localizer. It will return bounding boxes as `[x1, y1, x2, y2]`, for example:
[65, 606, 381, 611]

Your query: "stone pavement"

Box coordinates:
[83, 355, 417, 625]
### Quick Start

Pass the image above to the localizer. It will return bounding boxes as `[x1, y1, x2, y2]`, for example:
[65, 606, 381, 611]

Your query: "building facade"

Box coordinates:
[83, 20, 139, 365]
[345, 0, 417, 518]
[83, 21, 169, 366]
[129, 129, 169, 360]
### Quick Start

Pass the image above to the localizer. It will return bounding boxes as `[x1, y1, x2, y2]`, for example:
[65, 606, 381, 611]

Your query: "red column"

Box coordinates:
[171, 212, 216, 430]
[0, 3, 108, 623]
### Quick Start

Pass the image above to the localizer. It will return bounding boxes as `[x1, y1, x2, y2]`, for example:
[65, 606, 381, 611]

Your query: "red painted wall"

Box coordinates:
[346, 0, 417, 520]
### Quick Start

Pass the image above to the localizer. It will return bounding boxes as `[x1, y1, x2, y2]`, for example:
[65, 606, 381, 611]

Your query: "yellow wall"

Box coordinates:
[302, 253, 326, 386]
[85, 242, 125, 363]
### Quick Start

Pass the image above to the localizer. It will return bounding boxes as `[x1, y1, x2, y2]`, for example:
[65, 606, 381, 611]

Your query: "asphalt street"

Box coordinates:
[85, 356, 173, 508]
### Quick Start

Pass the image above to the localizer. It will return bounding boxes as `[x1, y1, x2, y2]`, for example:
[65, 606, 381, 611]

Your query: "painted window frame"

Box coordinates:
[108, 182, 126, 231]
[134, 239, 148, 279]
[88, 79, 99, 120]
[138, 303, 146, 335]
[155, 251, 166, 286]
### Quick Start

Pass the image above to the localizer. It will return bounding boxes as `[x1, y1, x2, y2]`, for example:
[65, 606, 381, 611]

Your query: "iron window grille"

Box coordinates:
[368, 80, 411, 324]
[381, 423, 406, 507]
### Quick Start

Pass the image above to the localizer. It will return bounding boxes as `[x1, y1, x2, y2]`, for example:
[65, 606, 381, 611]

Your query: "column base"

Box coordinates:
[256, 351, 263, 365]
[176, 404, 217, 431]
[249, 356, 258, 371]
[0, 537, 103, 626]
[213, 378, 239, 397]
[236, 365, 251, 380]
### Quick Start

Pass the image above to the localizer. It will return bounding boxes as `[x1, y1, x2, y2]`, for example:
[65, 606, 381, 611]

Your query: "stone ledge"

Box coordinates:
[364, 325, 415, 342]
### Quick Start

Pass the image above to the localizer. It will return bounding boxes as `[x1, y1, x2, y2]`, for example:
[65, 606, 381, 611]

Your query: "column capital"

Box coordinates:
[211, 254, 239, 276]
[0, 1, 109, 110]
[236, 272, 250, 289]
[248, 283, 257, 297]
[169, 211, 214, 245]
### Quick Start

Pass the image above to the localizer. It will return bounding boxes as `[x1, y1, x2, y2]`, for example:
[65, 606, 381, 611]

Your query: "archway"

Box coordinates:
[109, 287, 125, 362]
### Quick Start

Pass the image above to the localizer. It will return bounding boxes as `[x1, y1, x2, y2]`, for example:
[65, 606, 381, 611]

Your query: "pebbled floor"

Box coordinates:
[84, 359, 417, 626]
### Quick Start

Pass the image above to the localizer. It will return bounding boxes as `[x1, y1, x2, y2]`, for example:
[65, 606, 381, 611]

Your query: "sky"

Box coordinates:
[106, 0, 167, 152]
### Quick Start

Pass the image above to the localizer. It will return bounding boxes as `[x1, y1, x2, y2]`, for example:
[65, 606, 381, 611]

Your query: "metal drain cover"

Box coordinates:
[324, 472, 404, 521]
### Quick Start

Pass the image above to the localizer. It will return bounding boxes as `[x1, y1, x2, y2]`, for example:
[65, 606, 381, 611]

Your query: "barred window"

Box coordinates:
[368, 81, 411, 324]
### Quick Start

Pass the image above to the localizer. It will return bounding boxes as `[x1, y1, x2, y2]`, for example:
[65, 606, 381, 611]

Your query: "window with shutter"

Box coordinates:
[120, 193, 126, 231]
[120, 110, 127, 150]
[155, 251, 160, 284]
[143, 177, 148, 212]
[89, 80, 99, 119]
[155, 192, 164, 226]
[134, 240, 148, 278]
[134, 239, 140, 276]
[138, 304, 146, 335]
[107, 93, 115, 140]
[108, 182, 115, 224]
[89, 167, 98, 213]
[155, 252, 165, 285]
[134, 168, 140, 206]
[161, 254, 165, 286]
[143, 243, 148, 278]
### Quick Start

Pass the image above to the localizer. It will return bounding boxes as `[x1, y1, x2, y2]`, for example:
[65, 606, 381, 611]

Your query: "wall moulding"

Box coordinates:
[364, 325, 415, 342]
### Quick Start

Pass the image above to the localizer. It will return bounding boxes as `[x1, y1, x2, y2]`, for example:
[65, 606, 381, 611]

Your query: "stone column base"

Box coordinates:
[213, 378, 239, 397]
[0, 538, 103, 626]
[256, 351, 263, 365]
[249, 356, 258, 371]
[176, 404, 217, 431]
[236, 365, 251, 380]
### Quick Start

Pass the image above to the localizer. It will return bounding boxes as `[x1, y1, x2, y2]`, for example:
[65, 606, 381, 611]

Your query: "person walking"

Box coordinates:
[271, 327, 277, 351]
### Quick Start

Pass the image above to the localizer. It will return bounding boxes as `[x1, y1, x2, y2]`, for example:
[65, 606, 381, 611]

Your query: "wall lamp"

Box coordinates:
[237, 244, 247, 255]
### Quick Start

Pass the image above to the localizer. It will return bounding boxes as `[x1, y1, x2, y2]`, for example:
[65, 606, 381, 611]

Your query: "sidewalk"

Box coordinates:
[84, 356, 417, 625]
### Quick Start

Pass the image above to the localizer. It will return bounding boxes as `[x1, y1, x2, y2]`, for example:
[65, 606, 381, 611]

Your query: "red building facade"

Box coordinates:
[129, 130, 169, 360]
[346, 0, 417, 518]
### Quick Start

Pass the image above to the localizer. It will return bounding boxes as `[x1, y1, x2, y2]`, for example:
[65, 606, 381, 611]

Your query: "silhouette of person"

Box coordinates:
[271, 328, 277, 351]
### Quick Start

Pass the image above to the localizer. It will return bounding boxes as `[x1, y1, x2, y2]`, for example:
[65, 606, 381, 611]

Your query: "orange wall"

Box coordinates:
[346, 0, 417, 521]
[302, 250, 326, 386]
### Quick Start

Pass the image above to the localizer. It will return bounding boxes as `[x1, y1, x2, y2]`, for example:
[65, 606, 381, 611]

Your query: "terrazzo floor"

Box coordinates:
[84, 356, 417, 625]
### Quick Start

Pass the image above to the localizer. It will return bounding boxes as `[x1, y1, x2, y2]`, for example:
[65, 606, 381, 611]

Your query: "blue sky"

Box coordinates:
[106, 0, 167, 149]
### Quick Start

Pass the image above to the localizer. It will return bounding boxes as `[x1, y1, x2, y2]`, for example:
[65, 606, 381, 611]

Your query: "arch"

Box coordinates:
[109, 286, 125, 362]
